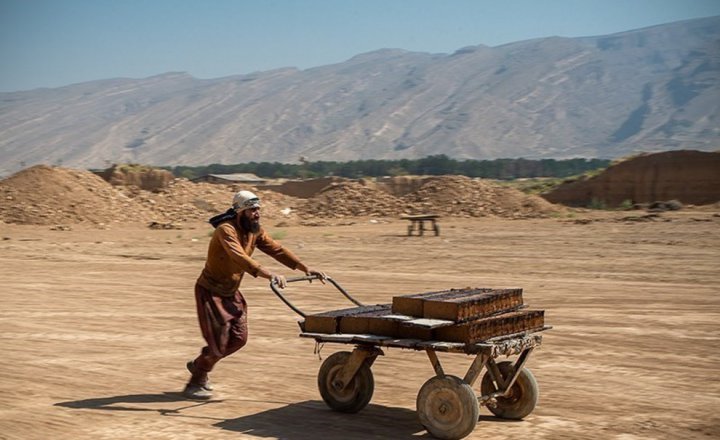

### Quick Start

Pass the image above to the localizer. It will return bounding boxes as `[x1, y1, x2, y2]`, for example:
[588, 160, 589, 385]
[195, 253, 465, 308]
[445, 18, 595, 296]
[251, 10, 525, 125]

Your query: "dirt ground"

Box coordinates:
[1, 210, 719, 440]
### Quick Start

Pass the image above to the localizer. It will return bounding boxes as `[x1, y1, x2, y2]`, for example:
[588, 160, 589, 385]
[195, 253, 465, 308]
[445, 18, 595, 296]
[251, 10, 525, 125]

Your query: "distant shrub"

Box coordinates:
[588, 198, 608, 210]
[498, 177, 564, 195]
[618, 199, 634, 210]
[168, 156, 611, 180]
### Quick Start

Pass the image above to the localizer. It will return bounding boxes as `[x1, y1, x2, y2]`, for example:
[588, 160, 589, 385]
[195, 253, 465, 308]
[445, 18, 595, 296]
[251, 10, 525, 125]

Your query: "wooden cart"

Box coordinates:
[271, 276, 548, 440]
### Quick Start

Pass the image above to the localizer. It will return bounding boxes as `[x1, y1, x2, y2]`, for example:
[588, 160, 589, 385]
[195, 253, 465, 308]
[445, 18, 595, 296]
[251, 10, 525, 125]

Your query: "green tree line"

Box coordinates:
[168, 155, 610, 180]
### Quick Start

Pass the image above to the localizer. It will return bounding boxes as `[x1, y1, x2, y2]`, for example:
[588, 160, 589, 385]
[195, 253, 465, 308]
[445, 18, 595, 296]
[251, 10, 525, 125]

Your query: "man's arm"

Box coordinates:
[256, 230, 326, 283]
[255, 229, 301, 269]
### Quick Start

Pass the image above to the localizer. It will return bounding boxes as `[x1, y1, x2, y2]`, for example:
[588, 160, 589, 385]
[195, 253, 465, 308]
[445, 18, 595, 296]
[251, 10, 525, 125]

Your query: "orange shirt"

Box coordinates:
[197, 218, 301, 296]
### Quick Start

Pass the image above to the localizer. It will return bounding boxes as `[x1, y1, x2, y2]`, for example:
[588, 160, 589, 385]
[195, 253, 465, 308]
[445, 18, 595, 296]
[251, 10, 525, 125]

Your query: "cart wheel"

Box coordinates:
[480, 361, 538, 419]
[317, 351, 374, 413]
[416, 375, 479, 440]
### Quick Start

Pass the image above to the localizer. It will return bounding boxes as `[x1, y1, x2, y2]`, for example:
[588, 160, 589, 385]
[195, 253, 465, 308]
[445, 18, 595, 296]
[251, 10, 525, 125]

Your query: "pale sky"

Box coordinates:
[1, 0, 719, 92]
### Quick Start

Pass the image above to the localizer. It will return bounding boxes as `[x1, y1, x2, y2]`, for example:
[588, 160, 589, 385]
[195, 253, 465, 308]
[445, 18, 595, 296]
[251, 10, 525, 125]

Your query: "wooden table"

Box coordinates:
[401, 214, 440, 236]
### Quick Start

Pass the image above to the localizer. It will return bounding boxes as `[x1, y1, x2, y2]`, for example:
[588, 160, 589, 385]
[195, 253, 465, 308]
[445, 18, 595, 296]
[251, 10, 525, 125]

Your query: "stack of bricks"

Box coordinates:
[302, 287, 545, 344]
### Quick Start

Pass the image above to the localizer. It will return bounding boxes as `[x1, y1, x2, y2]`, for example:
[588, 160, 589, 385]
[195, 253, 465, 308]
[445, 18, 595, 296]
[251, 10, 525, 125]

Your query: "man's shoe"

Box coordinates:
[182, 383, 213, 400]
[186, 360, 213, 391]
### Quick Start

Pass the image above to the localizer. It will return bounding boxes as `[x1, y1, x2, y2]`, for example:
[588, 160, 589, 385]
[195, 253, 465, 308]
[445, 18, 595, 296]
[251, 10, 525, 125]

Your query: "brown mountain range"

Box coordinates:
[0, 16, 718, 176]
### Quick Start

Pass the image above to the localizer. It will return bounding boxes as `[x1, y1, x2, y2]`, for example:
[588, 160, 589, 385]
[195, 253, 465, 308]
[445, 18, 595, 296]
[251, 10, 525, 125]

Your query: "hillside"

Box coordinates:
[0, 16, 718, 175]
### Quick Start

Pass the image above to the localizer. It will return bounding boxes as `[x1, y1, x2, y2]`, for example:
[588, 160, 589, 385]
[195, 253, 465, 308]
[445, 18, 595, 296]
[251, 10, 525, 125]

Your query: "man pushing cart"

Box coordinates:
[183, 190, 326, 399]
[184, 189, 548, 440]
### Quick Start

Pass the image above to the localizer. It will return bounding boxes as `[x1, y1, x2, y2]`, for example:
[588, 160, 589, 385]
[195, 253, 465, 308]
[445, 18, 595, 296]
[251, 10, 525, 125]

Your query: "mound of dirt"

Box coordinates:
[95, 164, 174, 191]
[542, 150, 720, 207]
[258, 176, 346, 199]
[400, 175, 563, 218]
[0, 165, 158, 225]
[0, 166, 301, 226]
[295, 181, 404, 218]
[135, 179, 301, 223]
[0, 166, 561, 225]
[296, 176, 562, 219]
[373, 175, 433, 197]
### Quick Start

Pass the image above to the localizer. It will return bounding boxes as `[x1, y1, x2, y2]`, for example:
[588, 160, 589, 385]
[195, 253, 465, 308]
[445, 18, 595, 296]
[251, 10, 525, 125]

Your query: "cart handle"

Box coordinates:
[269, 274, 364, 318]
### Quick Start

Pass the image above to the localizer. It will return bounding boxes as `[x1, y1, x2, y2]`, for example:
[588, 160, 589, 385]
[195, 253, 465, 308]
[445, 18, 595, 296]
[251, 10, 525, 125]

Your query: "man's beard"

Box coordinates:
[240, 215, 260, 233]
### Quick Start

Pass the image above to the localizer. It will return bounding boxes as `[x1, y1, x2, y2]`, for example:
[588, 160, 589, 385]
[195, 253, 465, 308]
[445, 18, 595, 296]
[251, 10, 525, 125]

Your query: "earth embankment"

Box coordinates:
[542, 150, 720, 207]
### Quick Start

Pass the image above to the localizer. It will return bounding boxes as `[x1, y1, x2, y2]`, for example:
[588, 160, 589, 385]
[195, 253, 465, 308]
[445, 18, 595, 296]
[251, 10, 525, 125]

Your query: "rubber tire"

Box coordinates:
[317, 351, 374, 413]
[480, 361, 539, 419]
[416, 375, 479, 440]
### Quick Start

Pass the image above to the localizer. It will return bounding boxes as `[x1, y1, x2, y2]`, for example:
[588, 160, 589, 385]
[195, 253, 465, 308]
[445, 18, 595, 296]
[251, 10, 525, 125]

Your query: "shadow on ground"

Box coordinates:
[56, 394, 518, 438]
[55, 392, 224, 416]
[215, 400, 430, 439]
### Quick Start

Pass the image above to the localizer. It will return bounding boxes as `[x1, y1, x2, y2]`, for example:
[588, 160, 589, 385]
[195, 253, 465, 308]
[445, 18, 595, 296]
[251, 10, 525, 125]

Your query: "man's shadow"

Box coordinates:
[54, 392, 225, 419]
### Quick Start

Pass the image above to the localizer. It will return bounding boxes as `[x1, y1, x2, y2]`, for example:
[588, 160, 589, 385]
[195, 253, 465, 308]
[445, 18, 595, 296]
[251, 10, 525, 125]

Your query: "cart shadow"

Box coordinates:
[215, 400, 432, 439]
[478, 414, 522, 424]
[55, 394, 521, 437]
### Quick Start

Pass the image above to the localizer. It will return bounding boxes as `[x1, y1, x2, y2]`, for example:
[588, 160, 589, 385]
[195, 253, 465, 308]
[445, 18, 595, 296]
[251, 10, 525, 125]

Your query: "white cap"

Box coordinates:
[232, 190, 261, 211]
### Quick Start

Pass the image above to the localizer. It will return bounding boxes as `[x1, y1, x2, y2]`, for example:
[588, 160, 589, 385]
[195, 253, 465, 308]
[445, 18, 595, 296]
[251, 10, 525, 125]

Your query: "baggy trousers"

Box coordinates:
[190, 283, 248, 385]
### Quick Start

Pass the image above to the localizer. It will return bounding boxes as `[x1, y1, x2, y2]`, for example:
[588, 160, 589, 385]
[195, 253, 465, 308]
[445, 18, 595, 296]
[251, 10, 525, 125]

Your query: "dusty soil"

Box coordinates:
[1, 209, 719, 440]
